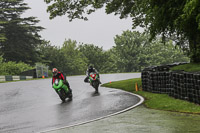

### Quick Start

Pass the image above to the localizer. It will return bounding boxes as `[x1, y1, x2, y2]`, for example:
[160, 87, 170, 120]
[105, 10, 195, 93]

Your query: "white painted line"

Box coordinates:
[40, 87, 144, 133]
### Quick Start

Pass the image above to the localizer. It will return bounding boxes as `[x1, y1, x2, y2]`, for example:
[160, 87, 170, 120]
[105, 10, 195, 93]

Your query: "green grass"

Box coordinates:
[101, 78, 200, 114]
[171, 63, 200, 72]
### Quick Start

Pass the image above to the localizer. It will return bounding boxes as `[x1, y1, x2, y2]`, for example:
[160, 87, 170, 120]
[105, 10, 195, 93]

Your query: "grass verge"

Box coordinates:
[171, 63, 200, 72]
[101, 78, 200, 114]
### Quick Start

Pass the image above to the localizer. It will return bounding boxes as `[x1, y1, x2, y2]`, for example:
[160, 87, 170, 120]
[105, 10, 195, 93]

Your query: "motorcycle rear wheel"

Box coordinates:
[68, 91, 73, 101]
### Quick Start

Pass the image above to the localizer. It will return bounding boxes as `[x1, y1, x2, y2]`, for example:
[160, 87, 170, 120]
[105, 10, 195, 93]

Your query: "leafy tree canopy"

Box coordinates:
[37, 40, 61, 68]
[114, 30, 189, 72]
[44, 0, 200, 63]
[78, 44, 104, 70]
[59, 39, 88, 75]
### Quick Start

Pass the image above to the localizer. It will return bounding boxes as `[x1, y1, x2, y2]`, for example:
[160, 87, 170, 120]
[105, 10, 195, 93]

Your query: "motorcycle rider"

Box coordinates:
[84, 65, 101, 83]
[52, 68, 72, 93]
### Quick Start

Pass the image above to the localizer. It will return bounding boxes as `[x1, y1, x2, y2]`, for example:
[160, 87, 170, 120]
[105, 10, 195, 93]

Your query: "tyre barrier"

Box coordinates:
[142, 62, 200, 104]
[0, 75, 33, 82]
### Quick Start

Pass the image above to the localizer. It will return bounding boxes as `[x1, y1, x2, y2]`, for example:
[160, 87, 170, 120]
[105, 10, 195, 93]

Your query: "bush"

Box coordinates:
[0, 61, 33, 75]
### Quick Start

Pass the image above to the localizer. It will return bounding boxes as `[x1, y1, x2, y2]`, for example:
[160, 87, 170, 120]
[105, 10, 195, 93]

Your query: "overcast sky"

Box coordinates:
[23, 0, 135, 50]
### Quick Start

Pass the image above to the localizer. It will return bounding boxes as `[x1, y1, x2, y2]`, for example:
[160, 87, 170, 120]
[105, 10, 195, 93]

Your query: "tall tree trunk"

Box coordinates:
[189, 35, 200, 63]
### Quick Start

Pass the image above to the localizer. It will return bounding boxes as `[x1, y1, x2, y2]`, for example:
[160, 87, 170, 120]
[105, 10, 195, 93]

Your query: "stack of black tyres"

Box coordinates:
[141, 62, 200, 105]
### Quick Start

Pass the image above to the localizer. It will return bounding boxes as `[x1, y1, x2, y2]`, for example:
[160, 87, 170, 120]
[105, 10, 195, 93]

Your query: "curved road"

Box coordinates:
[0, 73, 142, 133]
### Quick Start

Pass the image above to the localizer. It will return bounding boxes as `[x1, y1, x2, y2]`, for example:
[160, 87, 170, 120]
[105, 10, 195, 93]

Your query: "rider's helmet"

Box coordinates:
[88, 65, 93, 71]
[52, 68, 58, 76]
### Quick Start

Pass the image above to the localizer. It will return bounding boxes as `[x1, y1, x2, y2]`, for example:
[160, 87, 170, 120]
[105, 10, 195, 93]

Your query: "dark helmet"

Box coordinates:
[88, 65, 93, 70]
[52, 68, 58, 76]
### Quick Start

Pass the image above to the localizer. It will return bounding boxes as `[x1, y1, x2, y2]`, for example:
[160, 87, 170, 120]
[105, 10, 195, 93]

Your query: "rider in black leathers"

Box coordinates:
[84, 65, 101, 83]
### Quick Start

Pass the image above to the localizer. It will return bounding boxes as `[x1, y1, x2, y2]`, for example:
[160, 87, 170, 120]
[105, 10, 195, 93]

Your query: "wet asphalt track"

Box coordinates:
[0, 73, 142, 133]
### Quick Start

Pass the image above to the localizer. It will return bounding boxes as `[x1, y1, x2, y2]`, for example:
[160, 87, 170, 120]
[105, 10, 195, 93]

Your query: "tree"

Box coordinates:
[44, 0, 200, 63]
[37, 40, 62, 69]
[114, 30, 189, 72]
[141, 40, 190, 69]
[100, 48, 118, 73]
[0, 0, 44, 64]
[37, 39, 88, 75]
[114, 31, 148, 72]
[44, 0, 106, 21]
[60, 39, 88, 75]
[78, 44, 107, 72]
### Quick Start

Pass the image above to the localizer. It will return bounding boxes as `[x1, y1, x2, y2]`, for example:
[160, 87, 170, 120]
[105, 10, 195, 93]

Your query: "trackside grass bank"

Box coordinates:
[101, 78, 200, 114]
[170, 63, 200, 72]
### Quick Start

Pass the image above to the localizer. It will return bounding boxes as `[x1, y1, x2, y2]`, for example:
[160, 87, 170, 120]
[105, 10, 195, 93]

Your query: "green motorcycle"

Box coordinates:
[89, 72, 100, 93]
[53, 79, 72, 102]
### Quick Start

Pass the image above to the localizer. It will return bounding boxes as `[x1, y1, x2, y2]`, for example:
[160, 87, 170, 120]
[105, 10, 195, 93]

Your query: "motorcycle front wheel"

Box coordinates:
[93, 81, 99, 93]
[58, 89, 67, 102]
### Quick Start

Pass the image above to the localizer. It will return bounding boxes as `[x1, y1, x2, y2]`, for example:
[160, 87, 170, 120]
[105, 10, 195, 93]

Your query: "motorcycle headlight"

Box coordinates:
[55, 79, 59, 85]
